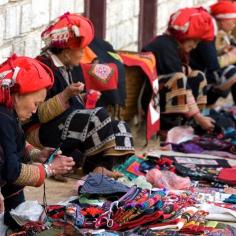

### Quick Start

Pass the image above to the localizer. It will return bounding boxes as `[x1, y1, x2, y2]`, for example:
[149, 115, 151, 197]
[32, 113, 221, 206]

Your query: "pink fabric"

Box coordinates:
[146, 168, 191, 190]
[74, 176, 87, 191]
[166, 126, 196, 144]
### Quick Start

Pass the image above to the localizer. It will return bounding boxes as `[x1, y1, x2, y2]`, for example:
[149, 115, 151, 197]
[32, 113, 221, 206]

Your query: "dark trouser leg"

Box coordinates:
[231, 83, 236, 104]
[83, 154, 114, 174]
[1, 185, 24, 230]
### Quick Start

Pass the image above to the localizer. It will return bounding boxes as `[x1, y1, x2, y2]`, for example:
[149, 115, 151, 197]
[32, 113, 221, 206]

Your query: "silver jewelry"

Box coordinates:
[44, 164, 53, 178]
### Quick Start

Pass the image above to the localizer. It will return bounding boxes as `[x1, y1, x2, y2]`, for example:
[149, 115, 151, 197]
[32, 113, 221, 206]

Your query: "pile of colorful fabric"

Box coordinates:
[6, 138, 236, 235]
[8, 185, 236, 235]
[163, 108, 236, 159]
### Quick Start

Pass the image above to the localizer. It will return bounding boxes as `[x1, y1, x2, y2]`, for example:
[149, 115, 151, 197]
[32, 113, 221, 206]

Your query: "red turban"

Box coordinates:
[210, 1, 236, 19]
[0, 54, 54, 108]
[41, 12, 94, 49]
[168, 7, 214, 42]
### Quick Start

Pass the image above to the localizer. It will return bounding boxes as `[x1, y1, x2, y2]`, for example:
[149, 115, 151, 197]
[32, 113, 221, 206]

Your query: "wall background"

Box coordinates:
[0, 0, 216, 63]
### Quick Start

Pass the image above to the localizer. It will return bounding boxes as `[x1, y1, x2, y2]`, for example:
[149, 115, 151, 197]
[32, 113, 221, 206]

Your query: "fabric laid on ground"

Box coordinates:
[117, 176, 152, 189]
[7, 182, 236, 235]
[79, 173, 130, 195]
[146, 168, 191, 190]
[166, 126, 197, 144]
[114, 155, 145, 180]
[218, 168, 236, 185]
[199, 203, 236, 222]
[202, 150, 236, 160]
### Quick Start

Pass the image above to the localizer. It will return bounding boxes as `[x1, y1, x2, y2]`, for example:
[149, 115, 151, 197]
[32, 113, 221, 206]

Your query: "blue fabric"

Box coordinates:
[79, 173, 130, 195]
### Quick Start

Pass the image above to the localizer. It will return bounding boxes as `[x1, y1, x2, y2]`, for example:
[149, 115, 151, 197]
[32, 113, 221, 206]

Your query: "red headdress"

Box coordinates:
[0, 54, 54, 108]
[41, 12, 94, 49]
[210, 1, 236, 20]
[168, 7, 214, 42]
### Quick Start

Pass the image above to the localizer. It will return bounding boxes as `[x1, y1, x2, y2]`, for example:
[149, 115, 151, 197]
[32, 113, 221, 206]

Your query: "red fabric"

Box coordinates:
[211, 1, 236, 19]
[35, 164, 46, 187]
[218, 168, 236, 184]
[119, 52, 160, 141]
[168, 7, 214, 42]
[81, 63, 118, 91]
[0, 54, 54, 108]
[41, 12, 94, 49]
[85, 90, 100, 109]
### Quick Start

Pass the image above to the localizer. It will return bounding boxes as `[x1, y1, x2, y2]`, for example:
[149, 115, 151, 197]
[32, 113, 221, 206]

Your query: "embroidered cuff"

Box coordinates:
[26, 126, 44, 149]
[14, 163, 45, 187]
[38, 94, 69, 123]
[186, 91, 200, 117]
[218, 48, 236, 68]
[24, 142, 41, 162]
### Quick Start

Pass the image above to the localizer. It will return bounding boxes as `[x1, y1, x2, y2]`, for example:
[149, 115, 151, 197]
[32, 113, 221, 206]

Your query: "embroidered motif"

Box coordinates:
[85, 135, 115, 155]
[90, 115, 102, 127]
[89, 64, 114, 84]
[92, 132, 101, 146]
[81, 63, 118, 91]
[58, 123, 65, 130]
[61, 109, 90, 142]
[124, 137, 132, 148]
[117, 121, 127, 133]
[67, 130, 85, 141]
[87, 117, 112, 137]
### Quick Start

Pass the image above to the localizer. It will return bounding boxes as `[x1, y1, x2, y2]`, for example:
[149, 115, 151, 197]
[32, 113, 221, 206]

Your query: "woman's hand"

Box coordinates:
[49, 155, 75, 176]
[36, 147, 55, 163]
[193, 113, 215, 131]
[61, 82, 85, 102]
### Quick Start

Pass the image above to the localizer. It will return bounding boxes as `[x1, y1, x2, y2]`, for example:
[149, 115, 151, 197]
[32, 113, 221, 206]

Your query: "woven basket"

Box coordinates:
[120, 66, 144, 120]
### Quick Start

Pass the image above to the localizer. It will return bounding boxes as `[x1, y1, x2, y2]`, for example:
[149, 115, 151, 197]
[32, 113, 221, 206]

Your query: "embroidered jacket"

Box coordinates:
[0, 105, 45, 189]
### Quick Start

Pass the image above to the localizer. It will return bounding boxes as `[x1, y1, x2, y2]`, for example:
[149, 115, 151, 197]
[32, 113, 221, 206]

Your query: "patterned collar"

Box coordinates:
[47, 51, 65, 68]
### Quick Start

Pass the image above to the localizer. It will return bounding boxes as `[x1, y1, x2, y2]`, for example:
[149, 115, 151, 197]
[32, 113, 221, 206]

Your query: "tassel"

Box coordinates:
[0, 87, 13, 108]
[72, 25, 80, 37]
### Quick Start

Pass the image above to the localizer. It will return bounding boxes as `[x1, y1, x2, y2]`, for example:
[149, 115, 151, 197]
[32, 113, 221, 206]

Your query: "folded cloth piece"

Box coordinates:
[79, 173, 130, 195]
[166, 126, 196, 144]
[202, 150, 236, 160]
[117, 176, 152, 189]
[224, 194, 236, 204]
[171, 142, 204, 154]
[146, 168, 191, 190]
[114, 155, 145, 180]
[199, 203, 236, 222]
[81, 63, 118, 91]
[196, 136, 233, 152]
[218, 168, 236, 185]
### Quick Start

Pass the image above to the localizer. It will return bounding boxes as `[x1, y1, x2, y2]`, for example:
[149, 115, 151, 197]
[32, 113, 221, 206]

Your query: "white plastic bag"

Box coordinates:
[0, 213, 7, 235]
[10, 200, 44, 226]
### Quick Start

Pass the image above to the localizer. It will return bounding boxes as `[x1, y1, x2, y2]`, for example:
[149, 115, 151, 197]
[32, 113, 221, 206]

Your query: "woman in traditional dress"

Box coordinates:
[25, 13, 134, 178]
[143, 7, 215, 131]
[0, 55, 75, 229]
[190, 1, 236, 105]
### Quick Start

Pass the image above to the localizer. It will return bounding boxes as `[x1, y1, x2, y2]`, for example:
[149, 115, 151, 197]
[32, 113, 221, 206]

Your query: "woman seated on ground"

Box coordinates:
[190, 1, 236, 105]
[0, 55, 75, 229]
[142, 7, 215, 131]
[24, 13, 135, 178]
